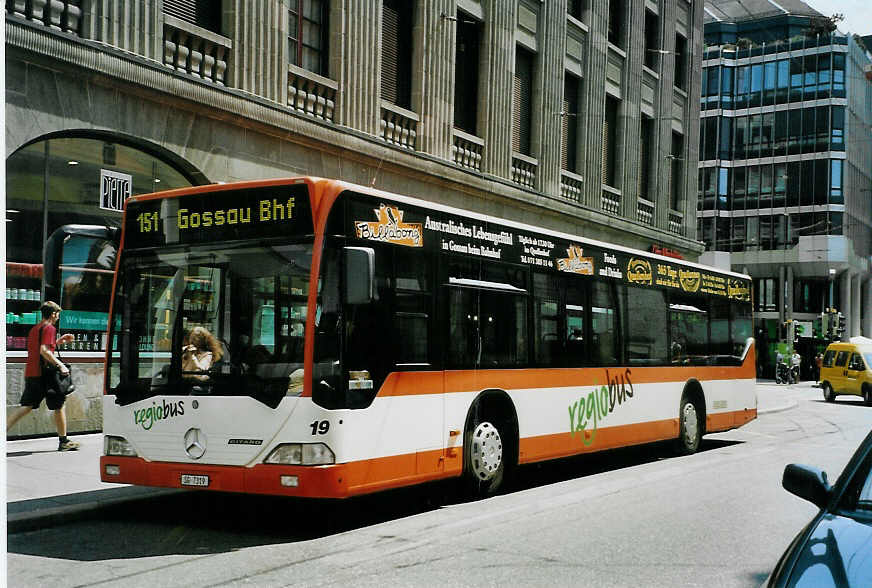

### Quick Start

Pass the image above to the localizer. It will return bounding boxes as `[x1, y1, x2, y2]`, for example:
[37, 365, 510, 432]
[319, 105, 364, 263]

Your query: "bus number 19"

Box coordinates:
[310, 420, 330, 435]
[137, 211, 159, 233]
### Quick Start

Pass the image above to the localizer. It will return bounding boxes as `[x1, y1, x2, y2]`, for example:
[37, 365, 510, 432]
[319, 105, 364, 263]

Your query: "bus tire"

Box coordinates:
[862, 384, 872, 407]
[462, 416, 509, 498]
[674, 394, 702, 455]
[822, 382, 835, 403]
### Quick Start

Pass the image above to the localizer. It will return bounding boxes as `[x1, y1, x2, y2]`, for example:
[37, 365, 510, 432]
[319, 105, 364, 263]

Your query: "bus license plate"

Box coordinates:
[181, 474, 209, 487]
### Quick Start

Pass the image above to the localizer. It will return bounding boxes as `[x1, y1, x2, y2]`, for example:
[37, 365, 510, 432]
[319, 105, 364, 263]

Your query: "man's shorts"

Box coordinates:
[20, 376, 66, 411]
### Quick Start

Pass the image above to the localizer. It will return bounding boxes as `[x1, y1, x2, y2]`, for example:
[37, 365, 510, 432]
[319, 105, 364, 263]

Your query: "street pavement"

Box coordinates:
[5, 381, 806, 534]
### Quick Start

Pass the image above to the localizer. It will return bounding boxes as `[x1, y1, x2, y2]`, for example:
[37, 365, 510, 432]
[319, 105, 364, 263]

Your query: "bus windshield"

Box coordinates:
[107, 241, 313, 408]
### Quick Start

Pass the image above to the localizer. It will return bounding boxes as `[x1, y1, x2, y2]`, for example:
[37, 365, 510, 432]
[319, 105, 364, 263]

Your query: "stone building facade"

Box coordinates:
[5, 0, 704, 436]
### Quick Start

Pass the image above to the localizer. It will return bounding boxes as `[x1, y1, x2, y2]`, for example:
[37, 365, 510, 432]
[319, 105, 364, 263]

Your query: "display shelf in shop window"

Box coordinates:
[6, 262, 44, 350]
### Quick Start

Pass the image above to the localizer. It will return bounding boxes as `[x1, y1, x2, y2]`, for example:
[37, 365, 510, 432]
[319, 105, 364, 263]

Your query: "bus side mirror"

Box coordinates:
[343, 247, 374, 305]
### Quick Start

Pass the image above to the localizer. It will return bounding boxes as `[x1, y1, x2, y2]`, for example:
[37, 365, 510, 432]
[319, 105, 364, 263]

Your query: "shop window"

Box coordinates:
[5, 136, 195, 352]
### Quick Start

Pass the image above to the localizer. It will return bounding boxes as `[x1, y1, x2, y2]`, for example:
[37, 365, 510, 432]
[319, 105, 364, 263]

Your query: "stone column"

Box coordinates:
[840, 272, 852, 340]
[336, 0, 382, 136]
[226, 0, 286, 103]
[478, 0, 517, 179]
[413, 0, 455, 161]
[81, 0, 162, 60]
[864, 277, 872, 337]
[778, 266, 786, 325]
[583, 0, 608, 209]
[533, 0, 568, 197]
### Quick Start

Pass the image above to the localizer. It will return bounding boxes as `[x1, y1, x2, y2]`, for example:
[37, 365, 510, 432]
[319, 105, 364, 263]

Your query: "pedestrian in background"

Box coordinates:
[6, 301, 80, 451]
[791, 350, 801, 384]
[815, 353, 823, 382]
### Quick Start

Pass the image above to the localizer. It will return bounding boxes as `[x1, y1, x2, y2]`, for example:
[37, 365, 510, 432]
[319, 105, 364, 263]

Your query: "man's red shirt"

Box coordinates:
[24, 321, 56, 378]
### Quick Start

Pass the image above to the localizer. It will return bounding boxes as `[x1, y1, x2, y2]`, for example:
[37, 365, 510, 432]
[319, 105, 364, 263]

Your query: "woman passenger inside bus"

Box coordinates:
[181, 326, 223, 381]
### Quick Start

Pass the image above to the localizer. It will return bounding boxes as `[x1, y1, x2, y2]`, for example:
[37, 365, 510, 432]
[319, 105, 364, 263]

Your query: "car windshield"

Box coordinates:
[839, 445, 872, 518]
[107, 241, 313, 407]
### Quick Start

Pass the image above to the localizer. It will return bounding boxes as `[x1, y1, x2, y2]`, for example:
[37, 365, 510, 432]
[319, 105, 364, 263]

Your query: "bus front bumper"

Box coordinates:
[100, 456, 351, 498]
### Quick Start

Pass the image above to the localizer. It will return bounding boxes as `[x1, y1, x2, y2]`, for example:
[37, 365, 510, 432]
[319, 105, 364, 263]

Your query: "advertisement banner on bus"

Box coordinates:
[346, 193, 750, 301]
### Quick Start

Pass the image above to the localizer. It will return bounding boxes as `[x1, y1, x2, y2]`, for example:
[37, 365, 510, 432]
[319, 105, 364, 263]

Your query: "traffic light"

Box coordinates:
[818, 313, 828, 338]
[837, 312, 846, 338]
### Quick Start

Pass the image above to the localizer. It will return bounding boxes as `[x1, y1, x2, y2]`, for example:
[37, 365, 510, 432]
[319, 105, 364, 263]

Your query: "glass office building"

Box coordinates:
[699, 1, 872, 377]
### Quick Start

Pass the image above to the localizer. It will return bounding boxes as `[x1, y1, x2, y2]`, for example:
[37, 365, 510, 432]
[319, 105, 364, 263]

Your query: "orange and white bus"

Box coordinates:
[57, 177, 756, 498]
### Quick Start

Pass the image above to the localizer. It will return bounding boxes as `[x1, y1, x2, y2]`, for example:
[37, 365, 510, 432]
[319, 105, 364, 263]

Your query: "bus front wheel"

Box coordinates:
[674, 396, 702, 455]
[462, 419, 506, 497]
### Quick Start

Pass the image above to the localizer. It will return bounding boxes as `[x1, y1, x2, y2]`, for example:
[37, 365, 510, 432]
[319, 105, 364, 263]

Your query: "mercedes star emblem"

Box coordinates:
[184, 427, 207, 460]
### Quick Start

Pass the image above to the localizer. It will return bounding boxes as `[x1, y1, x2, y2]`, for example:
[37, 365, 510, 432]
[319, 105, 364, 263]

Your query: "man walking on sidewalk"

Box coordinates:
[6, 301, 80, 451]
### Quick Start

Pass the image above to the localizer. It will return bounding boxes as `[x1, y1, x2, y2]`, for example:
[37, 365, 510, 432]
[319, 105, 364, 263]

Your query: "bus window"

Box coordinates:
[564, 280, 587, 367]
[731, 300, 752, 358]
[446, 283, 528, 368]
[710, 297, 731, 358]
[822, 349, 836, 368]
[670, 295, 710, 364]
[393, 248, 431, 367]
[621, 284, 668, 366]
[835, 351, 849, 367]
[533, 272, 560, 366]
[479, 289, 527, 367]
[590, 281, 619, 366]
[447, 288, 478, 368]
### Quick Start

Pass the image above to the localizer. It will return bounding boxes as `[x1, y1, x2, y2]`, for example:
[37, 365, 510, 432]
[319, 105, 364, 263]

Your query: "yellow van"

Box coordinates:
[819, 341, 872, 406]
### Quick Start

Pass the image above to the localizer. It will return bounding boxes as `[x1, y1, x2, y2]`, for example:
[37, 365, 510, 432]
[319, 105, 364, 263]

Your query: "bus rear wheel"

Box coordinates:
[674, 396, 701, 455]
[862, 384, 872, 407]
[463, 420, 506, 498]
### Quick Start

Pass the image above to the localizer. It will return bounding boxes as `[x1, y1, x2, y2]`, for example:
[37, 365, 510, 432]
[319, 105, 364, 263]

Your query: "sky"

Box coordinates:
[802, 0, 872, 36]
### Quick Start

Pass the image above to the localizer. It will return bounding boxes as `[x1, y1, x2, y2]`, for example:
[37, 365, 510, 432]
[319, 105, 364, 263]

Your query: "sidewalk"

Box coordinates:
[6, 382, 809, 533]
[6, 433, 179, 533]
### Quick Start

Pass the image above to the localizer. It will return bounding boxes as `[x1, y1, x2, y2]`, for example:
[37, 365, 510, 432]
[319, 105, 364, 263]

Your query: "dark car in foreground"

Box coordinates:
[767, 430, 872, 586]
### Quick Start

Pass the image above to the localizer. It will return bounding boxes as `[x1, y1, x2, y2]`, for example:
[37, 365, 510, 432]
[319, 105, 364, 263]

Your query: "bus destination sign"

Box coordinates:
[125, 185, 313, 248]
[347, 193, 750, 302]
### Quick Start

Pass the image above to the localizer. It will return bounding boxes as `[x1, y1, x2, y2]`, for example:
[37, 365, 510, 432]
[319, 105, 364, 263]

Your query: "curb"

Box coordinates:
[758, 401, 799, 415]
[7, 488, 182, 534]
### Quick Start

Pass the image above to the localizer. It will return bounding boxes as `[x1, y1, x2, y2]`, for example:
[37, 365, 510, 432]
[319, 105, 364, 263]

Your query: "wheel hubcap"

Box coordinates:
[470, 422, 502, 481]
[682, 403, 698, 447]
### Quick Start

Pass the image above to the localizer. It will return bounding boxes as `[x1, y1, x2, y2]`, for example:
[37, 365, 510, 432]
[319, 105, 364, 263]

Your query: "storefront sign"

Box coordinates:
[100, 169, 132, 212]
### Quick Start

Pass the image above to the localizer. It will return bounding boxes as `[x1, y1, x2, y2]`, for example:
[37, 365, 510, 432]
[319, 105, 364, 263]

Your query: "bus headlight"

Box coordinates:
[264, 443, 335, 465]
[104, 435, 138, 457]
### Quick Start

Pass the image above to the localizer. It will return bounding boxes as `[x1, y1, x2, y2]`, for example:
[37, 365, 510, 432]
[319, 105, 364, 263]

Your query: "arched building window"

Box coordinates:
[5, 134, 201, 352]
